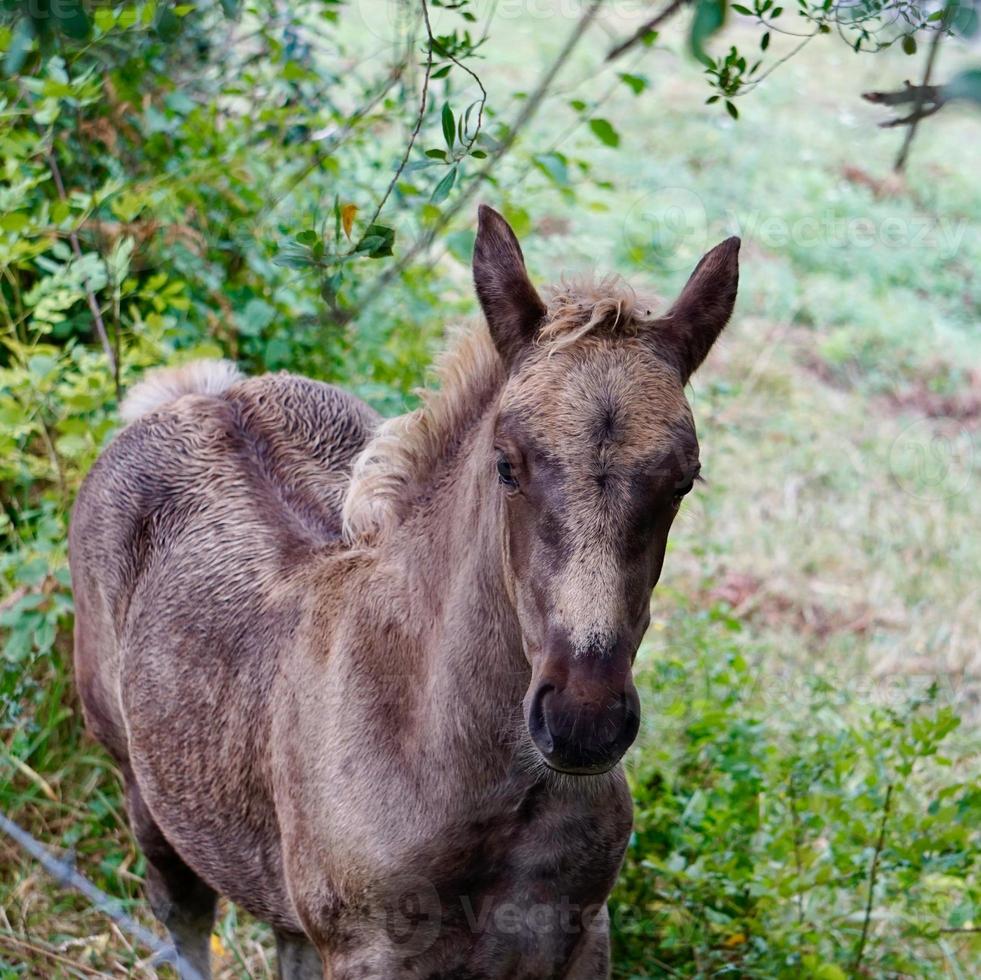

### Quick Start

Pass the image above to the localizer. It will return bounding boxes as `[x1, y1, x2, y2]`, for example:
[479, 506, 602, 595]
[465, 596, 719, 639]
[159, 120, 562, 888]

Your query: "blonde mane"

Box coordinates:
[341, 275, 660, 543]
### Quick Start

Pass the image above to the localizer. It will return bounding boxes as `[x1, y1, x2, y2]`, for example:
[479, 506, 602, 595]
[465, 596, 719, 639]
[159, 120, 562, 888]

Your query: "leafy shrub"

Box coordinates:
[614, 608, 980, 978]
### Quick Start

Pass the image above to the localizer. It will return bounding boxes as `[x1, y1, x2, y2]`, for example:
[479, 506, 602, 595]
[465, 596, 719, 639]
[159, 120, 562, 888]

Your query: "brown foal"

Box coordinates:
[70, 206, 739, 978]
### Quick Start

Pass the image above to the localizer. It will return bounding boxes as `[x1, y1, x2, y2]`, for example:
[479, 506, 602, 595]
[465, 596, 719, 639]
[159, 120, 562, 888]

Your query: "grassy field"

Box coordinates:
[2, 7, 979, 978]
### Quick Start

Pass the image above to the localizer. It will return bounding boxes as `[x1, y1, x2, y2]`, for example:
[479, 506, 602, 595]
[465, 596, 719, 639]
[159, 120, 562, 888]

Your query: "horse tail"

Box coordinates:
[119, 360, 242, 424]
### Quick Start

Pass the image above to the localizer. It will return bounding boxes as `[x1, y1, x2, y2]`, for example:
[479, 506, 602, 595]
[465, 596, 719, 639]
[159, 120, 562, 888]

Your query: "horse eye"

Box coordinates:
[497, 456, 518, 489]
[673, 480, 695, 503]
[673, 470, 700, 504]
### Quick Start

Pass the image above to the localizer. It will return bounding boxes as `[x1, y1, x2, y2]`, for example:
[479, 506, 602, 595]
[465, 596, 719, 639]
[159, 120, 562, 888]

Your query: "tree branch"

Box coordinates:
[862, 81, 945, 110]
[605, 0, 691, 63]
[352, 0, 605, 316]
[862, 80, 947, 128]
[851, 783, 893, 976]
[352, 0, 436, 254]
[890, 20, 942, 171]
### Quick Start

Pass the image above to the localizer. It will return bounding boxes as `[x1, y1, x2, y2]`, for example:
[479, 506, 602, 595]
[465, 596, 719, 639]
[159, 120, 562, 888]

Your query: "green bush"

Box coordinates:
[614, 608, 980, 977]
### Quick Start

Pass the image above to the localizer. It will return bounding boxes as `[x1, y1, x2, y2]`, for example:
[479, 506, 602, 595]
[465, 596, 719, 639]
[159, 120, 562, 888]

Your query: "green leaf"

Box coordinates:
[356, 224, 396, 258]
[588, 118, 621, 148]
[55, 433, 89, 460]
[273, 246, 313, 269]
[948, 3, 979, 37]
[238, 298, 276, 337]
[690, 0, 727, 64]
[901, 34, 917, 55]
[4, 18, 35, 77]
[726, 99, 739, 119]
[618, 72, 648, 95]
[0, 213, 30, 234]
[155, 7, 181, 41]
[534, 151, 570, 186]
[93, 7, 117, 33]
[430, 166, 457, 204]
[441, 103, 456, 152]
[53, 0, 92, 40]
[812, 966, 847, 980]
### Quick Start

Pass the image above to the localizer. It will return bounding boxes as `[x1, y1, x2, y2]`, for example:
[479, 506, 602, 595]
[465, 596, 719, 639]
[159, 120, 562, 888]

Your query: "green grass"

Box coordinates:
[2, 10, 980, 979]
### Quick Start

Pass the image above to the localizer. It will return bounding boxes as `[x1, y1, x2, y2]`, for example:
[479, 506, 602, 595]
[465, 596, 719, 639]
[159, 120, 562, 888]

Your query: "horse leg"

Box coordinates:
[275, 931, 325, 979]
[563, 905, 612, 980]
[125, 776, 216, 980]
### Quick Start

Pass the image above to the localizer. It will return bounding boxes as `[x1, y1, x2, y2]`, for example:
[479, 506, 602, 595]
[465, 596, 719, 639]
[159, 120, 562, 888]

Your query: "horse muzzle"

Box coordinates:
[525, 656, 641, 775]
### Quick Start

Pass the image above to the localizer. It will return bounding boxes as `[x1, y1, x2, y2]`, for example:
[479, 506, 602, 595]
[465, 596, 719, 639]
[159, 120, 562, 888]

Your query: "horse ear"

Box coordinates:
[473, 205, 547, 368]
[657, 237, 740, 383]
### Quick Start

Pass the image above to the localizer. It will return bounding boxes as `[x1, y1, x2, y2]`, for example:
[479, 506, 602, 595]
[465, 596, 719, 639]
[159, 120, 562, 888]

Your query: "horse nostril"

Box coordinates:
[528, 683, 555, 755]
[619, 690, 641, 749]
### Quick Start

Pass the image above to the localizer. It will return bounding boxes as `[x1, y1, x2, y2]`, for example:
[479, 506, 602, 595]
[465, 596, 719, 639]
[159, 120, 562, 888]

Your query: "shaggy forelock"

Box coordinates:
[539, 274, 661, 351]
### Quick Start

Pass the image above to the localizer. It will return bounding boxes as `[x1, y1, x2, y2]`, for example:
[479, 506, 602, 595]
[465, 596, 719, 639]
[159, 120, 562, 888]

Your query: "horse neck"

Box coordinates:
[383, 408, 528, 759]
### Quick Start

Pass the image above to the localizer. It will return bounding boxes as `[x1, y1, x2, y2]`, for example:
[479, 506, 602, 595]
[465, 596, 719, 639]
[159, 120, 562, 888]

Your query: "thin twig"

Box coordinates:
[35, 409, 68, 502]
[894, 16, 944, 172]
[734, 31, 820, 95]
[851, 783, 893, 976]
[256, 64, 407, 227]
[46, 151, 120, 398]
[647, 951, 685, 976]
[606, 0, 691, 62]
[326, 23, 644, 322]
[430, 31, 488, 160]
[353, 0, 605, 316]
[0, 933, 103, 977]
[0, 585, 29, 616]
[788, 775, 806, 926]
[352, 0, 436, 253]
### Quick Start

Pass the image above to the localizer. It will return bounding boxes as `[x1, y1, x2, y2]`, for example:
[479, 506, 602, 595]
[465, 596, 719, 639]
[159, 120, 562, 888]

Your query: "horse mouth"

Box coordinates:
[539, 755, 621, 777]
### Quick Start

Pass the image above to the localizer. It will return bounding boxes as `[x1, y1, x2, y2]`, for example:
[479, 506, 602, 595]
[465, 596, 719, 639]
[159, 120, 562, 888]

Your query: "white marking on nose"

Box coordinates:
[552, 543, 623, 657]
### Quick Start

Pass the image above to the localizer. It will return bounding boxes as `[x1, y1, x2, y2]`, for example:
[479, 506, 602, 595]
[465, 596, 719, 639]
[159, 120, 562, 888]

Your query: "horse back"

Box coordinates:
[71, 366, 378, 659]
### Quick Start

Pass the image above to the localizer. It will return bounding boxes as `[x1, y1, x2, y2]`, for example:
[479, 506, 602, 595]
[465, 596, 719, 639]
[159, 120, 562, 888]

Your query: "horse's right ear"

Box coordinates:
[473, 205, 546, 368]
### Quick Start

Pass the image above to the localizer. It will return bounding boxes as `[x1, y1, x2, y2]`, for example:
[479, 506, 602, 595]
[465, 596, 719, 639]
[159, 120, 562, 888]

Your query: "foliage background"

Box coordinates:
[1, 1, 979, 977]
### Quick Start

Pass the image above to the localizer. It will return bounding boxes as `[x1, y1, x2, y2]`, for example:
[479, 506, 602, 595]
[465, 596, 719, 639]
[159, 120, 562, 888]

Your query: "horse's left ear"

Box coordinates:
[473, 205, 547, 368]
[657, 237, 740, 383]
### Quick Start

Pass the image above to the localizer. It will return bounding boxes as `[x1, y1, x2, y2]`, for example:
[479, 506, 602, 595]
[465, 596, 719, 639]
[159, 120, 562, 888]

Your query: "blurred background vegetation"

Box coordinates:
[1, 0, 979, 977]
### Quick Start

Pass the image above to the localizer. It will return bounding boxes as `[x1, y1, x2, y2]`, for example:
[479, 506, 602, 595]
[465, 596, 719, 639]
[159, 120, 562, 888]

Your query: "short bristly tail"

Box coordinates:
[119, 360, 243, 424]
